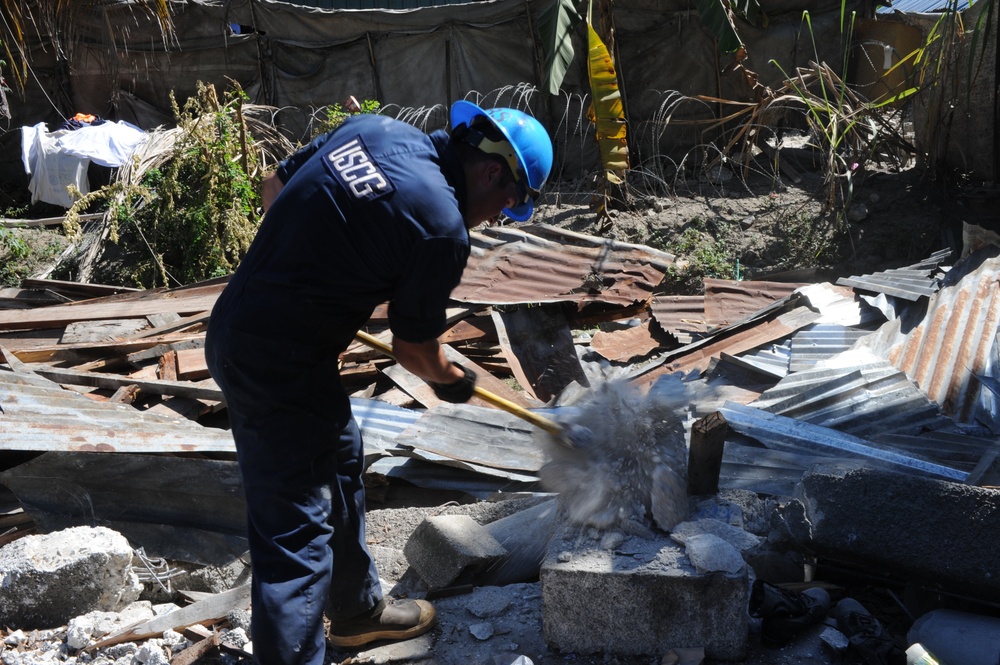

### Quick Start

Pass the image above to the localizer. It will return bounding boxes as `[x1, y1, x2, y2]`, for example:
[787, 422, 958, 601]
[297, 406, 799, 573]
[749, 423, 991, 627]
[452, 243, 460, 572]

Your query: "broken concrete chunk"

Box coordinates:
[66, 602, 156, 649]
[403, 514, 506, 589]
[774, 462, 1000, 602]
[650, 465, 688, 531]
[683, 533, 745, 574]
[466, 585, 516, 618]
[669, 518, 762, 552]
[540, 524, 748, 660]
[0, 526, 142, 629]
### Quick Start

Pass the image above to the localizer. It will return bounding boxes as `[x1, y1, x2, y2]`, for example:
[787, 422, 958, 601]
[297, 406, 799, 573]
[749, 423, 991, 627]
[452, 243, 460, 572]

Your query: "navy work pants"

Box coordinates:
[205, 324, 382, 665]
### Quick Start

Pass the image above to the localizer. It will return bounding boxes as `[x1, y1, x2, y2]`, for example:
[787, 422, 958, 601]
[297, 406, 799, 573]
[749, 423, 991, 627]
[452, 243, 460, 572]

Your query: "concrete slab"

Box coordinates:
[540, 524, 749, 660]
[773, 462, 1000, 602]
[403, 514, 506, 589]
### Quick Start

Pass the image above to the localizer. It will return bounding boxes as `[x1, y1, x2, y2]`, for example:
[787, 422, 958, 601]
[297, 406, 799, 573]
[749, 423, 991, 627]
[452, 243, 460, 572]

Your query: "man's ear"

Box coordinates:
[482, 159, 504, 186]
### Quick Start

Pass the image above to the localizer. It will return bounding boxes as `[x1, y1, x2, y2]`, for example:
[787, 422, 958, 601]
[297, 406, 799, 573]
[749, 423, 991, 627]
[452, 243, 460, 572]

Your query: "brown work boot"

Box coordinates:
[327, 598, 436, 648]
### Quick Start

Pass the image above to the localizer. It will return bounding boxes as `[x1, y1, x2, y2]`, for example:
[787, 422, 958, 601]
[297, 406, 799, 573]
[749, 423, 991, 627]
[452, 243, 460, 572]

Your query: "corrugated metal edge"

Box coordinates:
[858, 249, 1000, 424]
[835, 249, 952, 301]
[454, 224, 674, 307]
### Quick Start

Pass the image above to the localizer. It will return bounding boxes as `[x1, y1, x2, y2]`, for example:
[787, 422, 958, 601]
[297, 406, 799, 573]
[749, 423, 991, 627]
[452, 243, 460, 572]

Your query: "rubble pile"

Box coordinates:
[1, 225, 1000, 663]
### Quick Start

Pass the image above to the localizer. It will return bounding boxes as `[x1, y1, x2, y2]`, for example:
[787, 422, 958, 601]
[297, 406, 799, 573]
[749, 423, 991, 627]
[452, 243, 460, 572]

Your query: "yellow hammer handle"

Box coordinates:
[353, 330, 563, 436]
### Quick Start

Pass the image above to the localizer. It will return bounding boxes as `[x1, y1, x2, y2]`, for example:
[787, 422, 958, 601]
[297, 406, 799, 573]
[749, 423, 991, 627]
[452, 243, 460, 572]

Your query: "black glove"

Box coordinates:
[429, 363, 477, 403]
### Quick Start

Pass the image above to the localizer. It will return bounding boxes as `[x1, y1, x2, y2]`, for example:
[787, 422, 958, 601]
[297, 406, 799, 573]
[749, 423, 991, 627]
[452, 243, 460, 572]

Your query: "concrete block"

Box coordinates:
[773, 462, 1000, 602]
[540, 524, 748, 660]
[403, 514, 506, 589]
[0, 526, 141, 629]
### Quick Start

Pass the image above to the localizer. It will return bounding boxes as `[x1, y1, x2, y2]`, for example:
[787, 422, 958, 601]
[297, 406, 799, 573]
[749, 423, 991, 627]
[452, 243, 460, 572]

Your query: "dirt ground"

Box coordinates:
[533, 148, 956, 293]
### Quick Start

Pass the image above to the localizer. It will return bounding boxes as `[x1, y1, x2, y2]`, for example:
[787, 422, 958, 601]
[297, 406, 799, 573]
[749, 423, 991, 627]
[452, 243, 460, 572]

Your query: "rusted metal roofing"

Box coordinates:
[835, 249, 952, 301]
[633, 299, 822, 384]
[703, 279, 807, 327]
[859, 249, 1000, 425]
[650, 295, 708, 344]
[0, 365, 236, 454]
[453, 224, 675, 307]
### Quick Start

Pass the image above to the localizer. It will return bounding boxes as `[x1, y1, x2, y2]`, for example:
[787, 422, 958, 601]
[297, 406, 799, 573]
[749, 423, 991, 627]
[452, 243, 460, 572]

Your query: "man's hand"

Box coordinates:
[429, 363, 477, 403]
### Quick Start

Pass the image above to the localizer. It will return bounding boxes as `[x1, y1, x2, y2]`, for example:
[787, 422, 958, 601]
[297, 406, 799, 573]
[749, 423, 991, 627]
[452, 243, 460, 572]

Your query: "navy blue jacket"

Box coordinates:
[211, 114, 471, 357]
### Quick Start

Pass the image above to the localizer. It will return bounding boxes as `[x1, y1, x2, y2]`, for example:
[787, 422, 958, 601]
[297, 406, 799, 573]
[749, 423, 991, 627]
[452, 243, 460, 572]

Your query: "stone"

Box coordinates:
[540, 524, 748, 660]
[670, 518, 761, 552]
[403, 514, 506, 589]
[683, 534, 745, 574]
[0, 526, 142, 629]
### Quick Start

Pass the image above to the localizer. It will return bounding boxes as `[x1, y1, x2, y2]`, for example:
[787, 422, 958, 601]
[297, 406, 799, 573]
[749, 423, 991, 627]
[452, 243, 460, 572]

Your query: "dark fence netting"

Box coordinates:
[1, 0, 867, 187]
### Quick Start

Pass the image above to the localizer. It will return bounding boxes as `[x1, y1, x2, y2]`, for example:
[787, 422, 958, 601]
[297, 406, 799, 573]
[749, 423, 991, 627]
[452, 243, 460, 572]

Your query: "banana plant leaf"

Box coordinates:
[586, 22, 629, 180]
[537, 0, 584, 96]
[691, 0, 744, 53]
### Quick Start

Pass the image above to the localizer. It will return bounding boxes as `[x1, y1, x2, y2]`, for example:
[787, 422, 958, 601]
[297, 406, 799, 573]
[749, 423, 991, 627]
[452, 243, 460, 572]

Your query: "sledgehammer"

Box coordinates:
[353, 330, 591, 449]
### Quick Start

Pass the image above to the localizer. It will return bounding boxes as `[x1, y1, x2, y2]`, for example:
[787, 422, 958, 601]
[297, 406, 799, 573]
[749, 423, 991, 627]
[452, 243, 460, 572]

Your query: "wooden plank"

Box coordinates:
[60, 319, 150, 344]
[110, 384, 142, 404]
[86, 583, 251, 650]
[20, 277, 141, 299]
[0, 288, 221, 331]
[688, 411, 728, 496]
[381, 344, 537, 410]
[31, 365, 223, 400]
[439, 316, 497, 345]
[0, 333, 205, 365]
[122, 311, 210, 341]
[2, 212, 103, 229]
[158, 350, 178, 381]
[127, 338, 205, 364]
[176, 348, 209, 380]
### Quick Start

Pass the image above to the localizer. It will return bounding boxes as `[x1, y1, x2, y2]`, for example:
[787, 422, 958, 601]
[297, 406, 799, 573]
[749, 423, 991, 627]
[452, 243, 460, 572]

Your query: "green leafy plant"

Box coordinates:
[314, 98, 382, 137]
[654, 218, 739, 293]
[65, 82, 265, 288]
[0, 225, 69, 287]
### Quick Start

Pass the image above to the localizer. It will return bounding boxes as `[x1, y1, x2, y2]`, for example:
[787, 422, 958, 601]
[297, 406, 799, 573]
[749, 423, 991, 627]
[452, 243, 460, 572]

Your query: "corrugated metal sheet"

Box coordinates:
[703, 279, 806, 327]
[719, 401, 969, 481]
[835, 249, 952, 301]
[634, 300, 822, 383]
[454, 224, 675, 307]
[0, 364, 412, 455]
[878, 0, 970, 13]
[0, 366, 236, 454]
[789, 324, 870, 373]
[729, 341, 793, 379]
[650, 295, 708, 344]
[861, 250, 1000, 424]
[394, 402, 545, 472]
[750, 351, 951, 437]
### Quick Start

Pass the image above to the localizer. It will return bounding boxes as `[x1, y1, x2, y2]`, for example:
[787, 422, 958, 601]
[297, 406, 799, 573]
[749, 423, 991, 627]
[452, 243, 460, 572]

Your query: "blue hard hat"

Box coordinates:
[450, 100, 553, 221]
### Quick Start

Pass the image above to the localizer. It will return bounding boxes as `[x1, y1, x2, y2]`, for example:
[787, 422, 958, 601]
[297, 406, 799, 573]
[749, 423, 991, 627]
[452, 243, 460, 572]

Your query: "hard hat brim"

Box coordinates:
[504, 200, 533, 222]
[450, 100, 488, 131]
